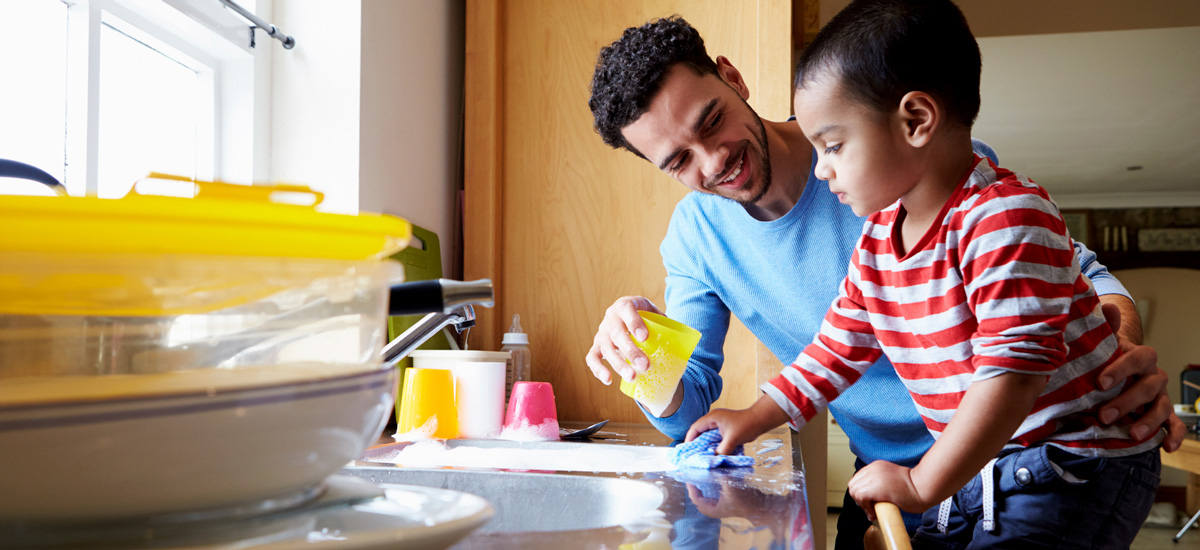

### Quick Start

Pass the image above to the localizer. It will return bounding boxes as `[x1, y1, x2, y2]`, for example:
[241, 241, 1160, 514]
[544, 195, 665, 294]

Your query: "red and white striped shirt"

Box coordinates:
[763, 157, 1161, 456]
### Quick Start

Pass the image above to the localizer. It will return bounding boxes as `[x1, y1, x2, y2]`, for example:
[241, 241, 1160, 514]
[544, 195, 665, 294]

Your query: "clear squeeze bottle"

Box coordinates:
[501, 314, 531, 403]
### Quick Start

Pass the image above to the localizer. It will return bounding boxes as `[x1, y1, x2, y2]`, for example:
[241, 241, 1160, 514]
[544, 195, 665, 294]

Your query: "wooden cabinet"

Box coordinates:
[464, 4, 822, 544]
[464, 0, 793, 425]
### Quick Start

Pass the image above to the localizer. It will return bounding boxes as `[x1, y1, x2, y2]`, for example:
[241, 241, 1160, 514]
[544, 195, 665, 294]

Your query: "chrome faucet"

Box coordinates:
[381, 278, 494, 368]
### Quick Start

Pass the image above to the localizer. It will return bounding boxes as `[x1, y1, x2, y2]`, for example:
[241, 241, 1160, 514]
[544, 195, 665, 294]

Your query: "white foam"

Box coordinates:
[756, 438, 785, 454]
[391, 417, 439, 442]
[375, 440, 676, 473]
[497, 419, 560, 442]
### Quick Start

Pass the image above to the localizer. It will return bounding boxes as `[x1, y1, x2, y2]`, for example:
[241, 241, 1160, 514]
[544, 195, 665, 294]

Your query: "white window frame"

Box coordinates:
[62, 0, 264, 196]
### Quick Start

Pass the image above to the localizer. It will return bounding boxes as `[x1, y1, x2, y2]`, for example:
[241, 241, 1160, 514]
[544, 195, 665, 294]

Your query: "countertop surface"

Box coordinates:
[346, 422, 814, 550]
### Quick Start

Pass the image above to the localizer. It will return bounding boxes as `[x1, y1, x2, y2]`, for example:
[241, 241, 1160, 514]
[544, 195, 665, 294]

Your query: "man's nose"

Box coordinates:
[699, 144, 729, 182]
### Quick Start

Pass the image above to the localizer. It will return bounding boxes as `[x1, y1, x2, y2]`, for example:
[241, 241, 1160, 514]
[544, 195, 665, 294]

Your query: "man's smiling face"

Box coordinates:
[620, 63, 772, 207]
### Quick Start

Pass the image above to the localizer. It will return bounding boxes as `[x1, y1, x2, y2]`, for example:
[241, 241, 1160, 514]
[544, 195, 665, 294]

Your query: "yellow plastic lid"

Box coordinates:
[0, 174, 411, 260]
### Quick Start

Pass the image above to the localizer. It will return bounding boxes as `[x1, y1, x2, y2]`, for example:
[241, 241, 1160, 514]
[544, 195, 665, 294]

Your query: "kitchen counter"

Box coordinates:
[344, 422, 814, 549]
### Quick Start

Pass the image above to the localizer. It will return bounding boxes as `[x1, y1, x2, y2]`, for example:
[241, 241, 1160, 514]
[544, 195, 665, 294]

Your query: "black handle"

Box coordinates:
[387, 278, 494, 316]
[388, 280, 445, 316]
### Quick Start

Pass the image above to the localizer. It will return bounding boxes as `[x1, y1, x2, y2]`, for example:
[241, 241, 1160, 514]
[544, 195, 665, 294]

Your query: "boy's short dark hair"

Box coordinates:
[794, 0, 981, 128]
[589, 16, 720, 157]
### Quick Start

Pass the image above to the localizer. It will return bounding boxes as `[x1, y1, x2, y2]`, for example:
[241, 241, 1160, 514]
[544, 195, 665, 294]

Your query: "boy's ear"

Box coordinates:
[715, 56, 751, 100]
[896, 91, 938, 148]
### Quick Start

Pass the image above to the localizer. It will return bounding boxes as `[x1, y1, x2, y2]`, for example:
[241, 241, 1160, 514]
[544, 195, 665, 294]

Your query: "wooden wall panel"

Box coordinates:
[466, 0, 792, 424]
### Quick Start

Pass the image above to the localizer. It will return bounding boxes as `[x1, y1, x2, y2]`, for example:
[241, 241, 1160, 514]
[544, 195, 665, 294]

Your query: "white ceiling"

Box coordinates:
[974, 26, 1200, 208]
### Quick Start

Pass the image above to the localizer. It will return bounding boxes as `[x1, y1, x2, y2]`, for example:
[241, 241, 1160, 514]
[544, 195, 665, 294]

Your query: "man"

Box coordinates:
[584, 15, 1183, 548]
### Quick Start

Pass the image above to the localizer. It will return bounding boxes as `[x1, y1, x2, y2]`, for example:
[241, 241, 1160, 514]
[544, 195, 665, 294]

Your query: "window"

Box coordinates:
[0, 1, 69, 195]
[0, 0, 260, 198]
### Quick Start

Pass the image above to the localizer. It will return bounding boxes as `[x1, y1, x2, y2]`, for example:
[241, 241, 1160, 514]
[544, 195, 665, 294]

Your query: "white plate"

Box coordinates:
[3, 475, 493, 549]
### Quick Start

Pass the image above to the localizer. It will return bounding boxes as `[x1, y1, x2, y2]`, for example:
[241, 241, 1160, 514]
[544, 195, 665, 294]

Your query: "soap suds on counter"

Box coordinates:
[392, 417, 439, 442]
[371, 440, 676, 473]
[756, 438, 784, 454]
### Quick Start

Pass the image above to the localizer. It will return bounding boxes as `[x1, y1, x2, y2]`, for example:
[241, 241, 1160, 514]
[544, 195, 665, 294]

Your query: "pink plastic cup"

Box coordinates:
[500, 381, 559, 441]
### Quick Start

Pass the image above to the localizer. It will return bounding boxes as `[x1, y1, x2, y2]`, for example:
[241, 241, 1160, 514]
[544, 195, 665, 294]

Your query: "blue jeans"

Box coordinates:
[912, 445, 1160, 549]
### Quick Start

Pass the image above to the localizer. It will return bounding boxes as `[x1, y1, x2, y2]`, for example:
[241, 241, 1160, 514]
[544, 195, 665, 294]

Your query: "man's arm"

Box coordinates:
[582, 200, 736, 441]
[1101, 294, 1143, 345]
[1074, 240, 1184, 451]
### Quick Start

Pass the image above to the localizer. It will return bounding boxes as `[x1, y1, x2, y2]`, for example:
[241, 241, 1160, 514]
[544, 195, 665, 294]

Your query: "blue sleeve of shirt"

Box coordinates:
[641, 269, 727, 441]
[645, 209, 729, 441]
[1074, 239, 1131, 299]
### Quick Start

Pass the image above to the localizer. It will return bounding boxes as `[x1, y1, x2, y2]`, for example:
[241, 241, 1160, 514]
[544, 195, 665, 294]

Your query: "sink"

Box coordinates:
[339, 466, 665, 533]
[338, 425, 812, 550]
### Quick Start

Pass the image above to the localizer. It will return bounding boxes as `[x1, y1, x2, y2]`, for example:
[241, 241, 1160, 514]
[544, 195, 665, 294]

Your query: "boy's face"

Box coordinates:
[793, 74, 916, 217]
[621, 63, 772, 207]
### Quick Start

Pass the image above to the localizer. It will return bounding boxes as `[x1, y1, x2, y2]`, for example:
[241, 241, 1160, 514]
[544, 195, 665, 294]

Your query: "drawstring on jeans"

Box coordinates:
[935, 458, 999, 534]
[936, 496, 952, 534]
[980, 457, 998, 532]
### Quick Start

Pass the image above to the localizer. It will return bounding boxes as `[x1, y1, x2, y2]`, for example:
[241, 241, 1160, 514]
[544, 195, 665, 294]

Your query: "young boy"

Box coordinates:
[686, 0, 1162, 546]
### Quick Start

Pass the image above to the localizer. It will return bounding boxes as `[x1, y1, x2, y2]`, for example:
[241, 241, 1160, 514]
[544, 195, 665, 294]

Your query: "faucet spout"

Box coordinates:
[381, 279, 493, 368]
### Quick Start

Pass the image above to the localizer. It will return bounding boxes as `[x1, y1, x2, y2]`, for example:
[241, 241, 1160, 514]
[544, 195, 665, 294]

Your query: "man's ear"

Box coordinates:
[896, 91, 938, 148]
[715, 56, 750, 100]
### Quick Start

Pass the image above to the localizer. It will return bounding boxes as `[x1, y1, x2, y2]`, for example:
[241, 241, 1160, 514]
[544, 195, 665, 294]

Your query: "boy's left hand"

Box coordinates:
[685, 395, 791, 455]
[847, 461, 929, 519]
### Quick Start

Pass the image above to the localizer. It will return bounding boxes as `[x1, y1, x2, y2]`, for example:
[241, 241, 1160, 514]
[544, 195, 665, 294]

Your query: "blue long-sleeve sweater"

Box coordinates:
[645, 141, 1129, 467]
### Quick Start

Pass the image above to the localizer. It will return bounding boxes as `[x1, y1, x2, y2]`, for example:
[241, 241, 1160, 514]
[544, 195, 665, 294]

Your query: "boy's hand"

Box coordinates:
[685, 395, 790, 455]
[1094, 303, 1185, 452]
[847, 461, 929, 518]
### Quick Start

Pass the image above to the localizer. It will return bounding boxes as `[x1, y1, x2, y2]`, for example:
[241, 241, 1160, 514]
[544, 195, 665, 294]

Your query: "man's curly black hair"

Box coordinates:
[589, 16, 719, 159]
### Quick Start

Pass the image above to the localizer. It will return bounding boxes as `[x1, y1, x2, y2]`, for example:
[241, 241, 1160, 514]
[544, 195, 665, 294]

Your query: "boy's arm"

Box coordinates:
[761, 271, 884, 431]
[688, 271, 884, 453]
[849, 371, 1047, 513]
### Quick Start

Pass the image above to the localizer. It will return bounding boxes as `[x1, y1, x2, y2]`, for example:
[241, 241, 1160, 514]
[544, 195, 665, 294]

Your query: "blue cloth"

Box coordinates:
[643, 139, 1130, 469]
[912, 446, 1160, 549]
[670, 429, 756, 470]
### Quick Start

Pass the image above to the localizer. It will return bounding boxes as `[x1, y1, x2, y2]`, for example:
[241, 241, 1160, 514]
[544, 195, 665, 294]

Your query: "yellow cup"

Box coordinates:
[619, 311, 702, 417]
[396, 367, 458, 439]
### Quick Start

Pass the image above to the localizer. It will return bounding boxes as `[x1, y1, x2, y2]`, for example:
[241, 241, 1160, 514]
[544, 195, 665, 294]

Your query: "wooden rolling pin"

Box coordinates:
[864, 502, 912, 550]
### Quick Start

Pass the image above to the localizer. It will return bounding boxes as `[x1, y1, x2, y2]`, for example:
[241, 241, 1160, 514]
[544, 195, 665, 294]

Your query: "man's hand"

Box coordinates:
[685, 395, 791, 455]
[584, 296, 663, 385]
[847, 461, 929, 519]
[1094, 302, 1185, 452]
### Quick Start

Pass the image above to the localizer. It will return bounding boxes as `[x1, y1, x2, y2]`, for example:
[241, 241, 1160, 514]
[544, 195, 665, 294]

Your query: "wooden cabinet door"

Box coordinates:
[465, 0, 793, 425]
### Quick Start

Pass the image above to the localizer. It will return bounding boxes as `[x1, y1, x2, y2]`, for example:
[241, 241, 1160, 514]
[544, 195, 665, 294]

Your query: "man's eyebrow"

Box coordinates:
[657, 98, 719, 171]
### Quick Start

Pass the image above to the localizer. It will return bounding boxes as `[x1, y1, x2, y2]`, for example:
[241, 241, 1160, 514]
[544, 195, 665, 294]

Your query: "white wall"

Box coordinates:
[268, 0, 464, 277]
[1114, 267, 1200, 487]
[360, 0, 464, 278]
[269, 0, 362, 215]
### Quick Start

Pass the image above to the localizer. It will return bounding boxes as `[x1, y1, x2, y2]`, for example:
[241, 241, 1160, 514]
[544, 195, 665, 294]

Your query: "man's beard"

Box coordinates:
[735, 106, 772, 208]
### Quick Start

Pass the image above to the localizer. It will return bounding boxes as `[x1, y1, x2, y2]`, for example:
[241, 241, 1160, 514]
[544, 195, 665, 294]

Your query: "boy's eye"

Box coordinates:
[824, 144, 841, 155]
